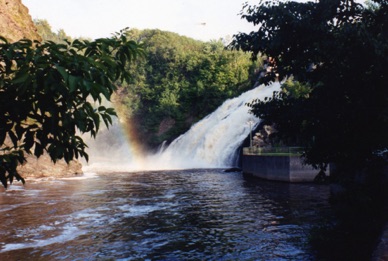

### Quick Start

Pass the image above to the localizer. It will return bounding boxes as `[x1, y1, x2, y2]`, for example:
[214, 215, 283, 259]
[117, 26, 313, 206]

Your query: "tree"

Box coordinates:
[232, 0, 388, 178]
[0, 29, 143, 188]
[115, 29, 257, 148]
[34, 19, 72, 43]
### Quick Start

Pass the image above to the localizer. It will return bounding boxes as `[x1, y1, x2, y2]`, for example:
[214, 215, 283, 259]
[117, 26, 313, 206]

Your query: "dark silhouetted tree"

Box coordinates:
[0, 29, 143, 188]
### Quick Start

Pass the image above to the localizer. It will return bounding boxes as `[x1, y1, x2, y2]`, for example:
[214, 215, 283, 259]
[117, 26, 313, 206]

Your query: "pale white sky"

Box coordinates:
[22, 0, 257, 42]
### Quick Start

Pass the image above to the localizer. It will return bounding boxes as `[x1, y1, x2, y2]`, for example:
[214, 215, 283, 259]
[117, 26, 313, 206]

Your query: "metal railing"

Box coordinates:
[243, 147, 304, 156]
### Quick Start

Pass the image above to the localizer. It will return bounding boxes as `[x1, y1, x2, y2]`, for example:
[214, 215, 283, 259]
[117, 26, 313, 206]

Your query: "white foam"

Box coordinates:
[83, 83, 280, 171]
[0, 224, 85, 253]
[0, 202, 30, 213]
[146, 83, 281, 169]
[118, 204, 161, 217]
[5, 184, 25, 191]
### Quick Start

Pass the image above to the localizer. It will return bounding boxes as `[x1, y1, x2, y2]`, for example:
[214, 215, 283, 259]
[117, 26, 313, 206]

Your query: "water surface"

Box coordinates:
[0, 169, 332, 260]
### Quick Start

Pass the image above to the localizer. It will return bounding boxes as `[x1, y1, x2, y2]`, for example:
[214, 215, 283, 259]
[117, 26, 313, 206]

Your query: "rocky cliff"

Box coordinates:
[0, 0, 41, 42]
[1, 0, 83, 178]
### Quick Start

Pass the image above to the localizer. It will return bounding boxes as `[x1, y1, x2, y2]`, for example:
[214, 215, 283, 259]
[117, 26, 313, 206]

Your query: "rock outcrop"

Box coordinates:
[17, 154, 83, 178]
[0, 0, 41, 42]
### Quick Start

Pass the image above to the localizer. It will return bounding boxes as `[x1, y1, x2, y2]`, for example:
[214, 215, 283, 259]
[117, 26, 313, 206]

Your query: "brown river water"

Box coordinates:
[0, 169, 334, 260]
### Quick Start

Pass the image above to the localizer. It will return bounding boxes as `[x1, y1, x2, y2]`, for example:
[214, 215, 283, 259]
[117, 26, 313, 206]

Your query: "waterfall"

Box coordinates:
[147, 82, 281, 169]
[83, 82, 280, 172]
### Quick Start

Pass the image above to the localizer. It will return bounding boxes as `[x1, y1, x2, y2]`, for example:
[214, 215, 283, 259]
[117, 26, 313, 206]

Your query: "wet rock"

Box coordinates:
[17, 153, 83, 179]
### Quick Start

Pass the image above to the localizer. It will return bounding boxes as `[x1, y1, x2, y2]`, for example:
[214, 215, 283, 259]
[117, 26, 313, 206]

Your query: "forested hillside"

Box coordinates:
[33, 21, 262, 149]
[114, 29, 261, 149]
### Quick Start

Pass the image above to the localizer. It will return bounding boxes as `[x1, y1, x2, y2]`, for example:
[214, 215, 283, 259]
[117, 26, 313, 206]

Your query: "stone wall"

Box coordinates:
[242, 154, 322, 182]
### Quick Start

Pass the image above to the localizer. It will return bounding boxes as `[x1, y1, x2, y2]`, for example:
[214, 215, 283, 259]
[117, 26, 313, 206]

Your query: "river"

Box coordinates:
[0, 169, 334, 260]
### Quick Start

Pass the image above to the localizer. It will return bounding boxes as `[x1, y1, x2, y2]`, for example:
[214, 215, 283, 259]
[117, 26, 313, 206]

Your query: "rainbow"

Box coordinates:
[118, 116, 148, 169]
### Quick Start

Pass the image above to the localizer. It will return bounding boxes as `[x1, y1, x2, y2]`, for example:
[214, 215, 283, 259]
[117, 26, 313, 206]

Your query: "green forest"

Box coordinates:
[35, 20, 262, 149]
[114, 30, 260, 149]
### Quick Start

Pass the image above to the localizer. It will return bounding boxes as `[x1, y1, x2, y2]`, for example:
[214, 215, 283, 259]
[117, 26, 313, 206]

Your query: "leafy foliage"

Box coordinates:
[34, 19, 73, 43]
[233, 0, 388, 175]
[0, 29, 143, 188]
[115, 29, 260, 148]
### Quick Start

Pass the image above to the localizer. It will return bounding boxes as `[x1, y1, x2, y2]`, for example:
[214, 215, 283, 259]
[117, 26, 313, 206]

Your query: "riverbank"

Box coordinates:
[17, 154, 83, 179]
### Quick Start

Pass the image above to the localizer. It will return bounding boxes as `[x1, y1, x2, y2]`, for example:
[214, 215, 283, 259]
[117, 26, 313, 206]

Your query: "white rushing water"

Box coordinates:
[148, 82, 281, 168]
[83, 82, 280, 171]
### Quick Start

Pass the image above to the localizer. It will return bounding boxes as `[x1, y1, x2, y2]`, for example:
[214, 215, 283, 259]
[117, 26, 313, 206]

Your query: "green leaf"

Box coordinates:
[8, 130, 18, 147]
[13, 171, 25, 184]
[0, 130, 6, 146]
[105, 107, 116, 116]
[34, 142, 44, 158]
[24, 130, 34, 151]
[56, 65, 69, 81]
[15, 125, 25, 140]
[102, 114, 112, 127]
[98, 106, 107, 112]
[12, 70, 30, 84]
[68, 75, 79, 93]
[0, 36, 8, 44]
[91, 112, 100, 132]
[0, 168, 7, 188]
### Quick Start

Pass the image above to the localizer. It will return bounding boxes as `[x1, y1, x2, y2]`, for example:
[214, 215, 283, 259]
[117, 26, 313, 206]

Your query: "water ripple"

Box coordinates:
[0, 169, 331, 260]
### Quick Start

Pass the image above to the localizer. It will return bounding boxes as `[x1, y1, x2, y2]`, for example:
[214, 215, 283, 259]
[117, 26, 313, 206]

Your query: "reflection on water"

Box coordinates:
[0, 169, 332, 260]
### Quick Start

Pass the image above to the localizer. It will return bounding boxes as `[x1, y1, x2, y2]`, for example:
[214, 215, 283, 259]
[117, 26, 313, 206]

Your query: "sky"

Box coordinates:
[22, 0, 257, 42]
